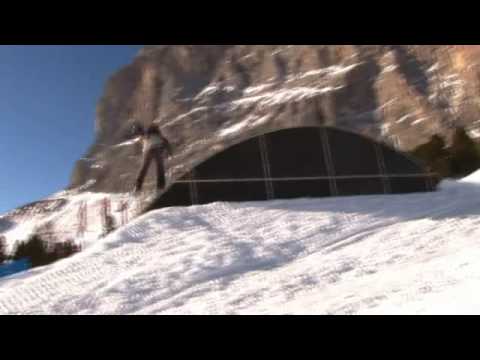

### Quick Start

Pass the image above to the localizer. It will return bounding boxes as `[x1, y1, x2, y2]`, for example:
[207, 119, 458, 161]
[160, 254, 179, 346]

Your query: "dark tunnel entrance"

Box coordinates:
[145, 126, 438, 211]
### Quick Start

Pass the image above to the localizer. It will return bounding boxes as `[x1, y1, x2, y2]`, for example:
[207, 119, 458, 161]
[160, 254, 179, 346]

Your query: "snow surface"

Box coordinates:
[243, 83, 275, 96]
[427, 63, 440, 73]
[396, 113, 415, 124]
[112, 138, 141, 148]
[468, 129, 480, 139]
[2, 174, 480, 314]
[288, 63, 362, 82]
[194, 85, 220, 100]
[231, 86, 344, 110]
[411, 117, 429, 126]
[218, 114, 271, 137]
[381, 65, 398, 74]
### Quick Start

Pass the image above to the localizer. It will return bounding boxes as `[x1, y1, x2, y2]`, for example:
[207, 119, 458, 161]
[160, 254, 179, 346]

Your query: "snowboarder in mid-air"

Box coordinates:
[133, 124, 173, 194]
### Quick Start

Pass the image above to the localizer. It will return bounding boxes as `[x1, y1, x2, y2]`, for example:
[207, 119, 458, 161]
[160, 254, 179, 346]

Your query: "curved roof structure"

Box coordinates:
[145, 126, 438, 211]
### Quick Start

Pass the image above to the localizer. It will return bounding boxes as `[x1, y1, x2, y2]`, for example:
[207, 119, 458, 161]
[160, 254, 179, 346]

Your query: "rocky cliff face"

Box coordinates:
[69, 45, 480, 194]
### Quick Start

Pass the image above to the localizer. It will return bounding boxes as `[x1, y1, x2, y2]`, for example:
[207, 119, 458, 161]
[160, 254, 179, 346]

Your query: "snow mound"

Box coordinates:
[2, 174, 480, 314]
[460, 169, 480, 184]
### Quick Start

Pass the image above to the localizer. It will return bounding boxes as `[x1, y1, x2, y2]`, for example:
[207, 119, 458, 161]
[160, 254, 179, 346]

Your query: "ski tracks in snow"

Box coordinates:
[2, 180, 480, 314]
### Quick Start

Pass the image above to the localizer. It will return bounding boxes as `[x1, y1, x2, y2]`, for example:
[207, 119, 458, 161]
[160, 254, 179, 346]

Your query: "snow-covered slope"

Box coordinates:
[2, 174, 480, 314]
[0, 190, 148, 253]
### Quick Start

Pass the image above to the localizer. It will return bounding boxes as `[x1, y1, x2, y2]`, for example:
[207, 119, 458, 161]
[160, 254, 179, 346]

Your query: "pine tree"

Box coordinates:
[52, 240, 80, 261]
[12, 235, 50, 267]
[412, 134, 451, 177]
[11, 235, 80, 269]
[449, 127, 480, 177]
[103, 215, 116, 237]
[0, 236, 6, 264]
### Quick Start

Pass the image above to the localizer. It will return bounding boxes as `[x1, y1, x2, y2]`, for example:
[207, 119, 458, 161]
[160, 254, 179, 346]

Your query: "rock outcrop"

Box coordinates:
[69, 45, 480, 194]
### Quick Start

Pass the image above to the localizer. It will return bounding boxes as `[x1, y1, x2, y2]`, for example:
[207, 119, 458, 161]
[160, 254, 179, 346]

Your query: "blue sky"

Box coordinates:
[0, 45, 144, 214]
